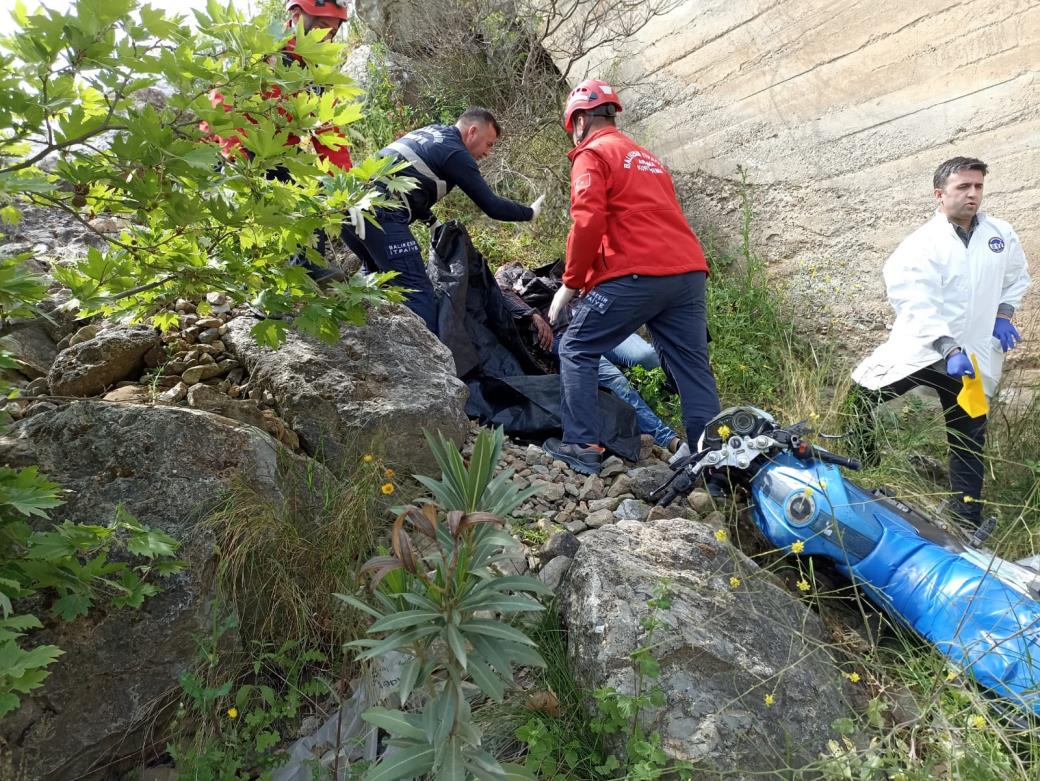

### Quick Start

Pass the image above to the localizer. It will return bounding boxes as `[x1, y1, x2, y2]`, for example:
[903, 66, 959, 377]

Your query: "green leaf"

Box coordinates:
[459, 620, 538, 647]
[363, 743, 435, 781]
[368, 610, 441, 633]
[444, 623, 467, 669]
[361, 707, 426, 740]
[398, 657, 421, 706]
[467, 654, 505, 702]
[52, 593, 91, 621]
[436, 737, 466, 781]
[250, 318, 289, 348]
[0, 466, 63, 517]
[0, 691, 21, 718]
[334, 592, 384, 619]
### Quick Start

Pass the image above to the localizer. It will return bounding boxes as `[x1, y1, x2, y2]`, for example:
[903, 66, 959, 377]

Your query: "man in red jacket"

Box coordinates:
[203, 0, 353, 283]
[542, 80, 720, 475]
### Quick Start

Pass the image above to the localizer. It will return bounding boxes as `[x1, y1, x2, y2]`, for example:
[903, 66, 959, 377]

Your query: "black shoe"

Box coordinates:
[543, 438, 603, 476]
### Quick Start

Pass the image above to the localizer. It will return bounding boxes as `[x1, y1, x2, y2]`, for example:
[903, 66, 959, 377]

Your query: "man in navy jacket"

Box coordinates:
[343, 107, 543, 332]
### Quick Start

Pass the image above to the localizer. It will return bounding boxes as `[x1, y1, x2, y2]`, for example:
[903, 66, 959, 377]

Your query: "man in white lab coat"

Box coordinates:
[850, 156, 1030, 542]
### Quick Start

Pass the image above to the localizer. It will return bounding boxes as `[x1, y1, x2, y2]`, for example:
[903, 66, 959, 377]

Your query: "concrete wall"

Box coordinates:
[547, 0, 1039, 372]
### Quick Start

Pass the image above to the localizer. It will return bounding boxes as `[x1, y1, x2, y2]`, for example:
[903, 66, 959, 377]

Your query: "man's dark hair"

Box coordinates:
[933, 157, 988, 190]
[458, 107, 501, 137]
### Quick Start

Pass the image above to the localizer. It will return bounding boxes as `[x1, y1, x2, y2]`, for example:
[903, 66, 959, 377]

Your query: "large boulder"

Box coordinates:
[47, 324, 160, 396]
[0, 401, 337, 781]
[222, 308, 468, 476]
[561, 518, 852, 778]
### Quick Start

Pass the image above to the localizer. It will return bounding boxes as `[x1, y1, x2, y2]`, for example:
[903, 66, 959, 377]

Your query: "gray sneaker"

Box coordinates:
[542, 438, 603, 476]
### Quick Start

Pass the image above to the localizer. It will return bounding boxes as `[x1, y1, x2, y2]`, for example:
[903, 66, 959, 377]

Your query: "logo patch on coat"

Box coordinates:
[988, 237, 1005, 253]
[574, 173, 592, 193]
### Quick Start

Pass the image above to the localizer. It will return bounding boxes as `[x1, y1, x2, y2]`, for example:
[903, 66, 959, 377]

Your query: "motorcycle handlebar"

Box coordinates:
[810, 447, 861, 471]
[790, 437, 861, 470]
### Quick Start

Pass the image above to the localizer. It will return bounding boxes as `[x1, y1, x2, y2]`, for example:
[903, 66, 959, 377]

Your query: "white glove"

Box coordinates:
[548, 285, 577, 326]
[529, 194, 545, 221]
[347, 206, 366, 240]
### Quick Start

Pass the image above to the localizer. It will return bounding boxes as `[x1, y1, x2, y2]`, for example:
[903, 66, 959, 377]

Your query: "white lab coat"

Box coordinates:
[852, 211, 1030, 397]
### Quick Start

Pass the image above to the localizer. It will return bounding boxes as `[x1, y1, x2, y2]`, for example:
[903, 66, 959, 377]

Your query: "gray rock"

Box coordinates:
[688, 489, 716, 516]
[561, 519, 851, 777]
[25, 377, 50, 397]
[0, 322, 58, 379]
[181, 362, 224, 385]
[578, 474, 605, 501]
[538, 555, 573, 592]
[157, 381, 189, 404]
[493, 536, 529, 577]
[0, 401, 336, 781]
[584, 508, 616, 528]
[532, 480, 566, 502]
[68, 323, 100, 347]
[539, 530, 580, 561]
[222, 310, 468, 476]
[614, 498, 651, 522]
[563, 519, 588, 534]
[525, 444, 550, 466]
[600, 456, 625, 478]
[627, 464, 673, 501]
[48, 325, 160, 397]
[607, 473, 635, 498]
[187, 382, 263, 423]
[588, 497, 621, 512]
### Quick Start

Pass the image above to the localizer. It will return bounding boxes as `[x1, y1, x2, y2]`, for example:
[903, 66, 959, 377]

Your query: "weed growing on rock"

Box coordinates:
[206, 452, 390, 658]
[169, 616, 329, 779]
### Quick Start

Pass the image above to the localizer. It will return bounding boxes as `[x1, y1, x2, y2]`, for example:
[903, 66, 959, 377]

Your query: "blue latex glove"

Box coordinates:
[993, 317, 1021, 352]
[946, 351, 975, 378]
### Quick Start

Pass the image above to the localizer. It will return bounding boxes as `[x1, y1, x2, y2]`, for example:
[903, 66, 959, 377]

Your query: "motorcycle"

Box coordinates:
[651, 405, 1040, 718]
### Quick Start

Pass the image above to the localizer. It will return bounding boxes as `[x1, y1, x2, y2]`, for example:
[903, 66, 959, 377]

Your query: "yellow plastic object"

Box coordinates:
[957, 353, 989, 418]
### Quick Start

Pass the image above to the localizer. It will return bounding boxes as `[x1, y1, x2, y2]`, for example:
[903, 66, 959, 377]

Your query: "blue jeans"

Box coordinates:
[559, 272, 719, 447]
[599, 335, 677, 447]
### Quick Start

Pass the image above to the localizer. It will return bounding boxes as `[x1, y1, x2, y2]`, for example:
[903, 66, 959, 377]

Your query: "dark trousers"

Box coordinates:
[340, 208, 438, 334]
[847, 367, 987, 522]
[558, 271, 720, 447]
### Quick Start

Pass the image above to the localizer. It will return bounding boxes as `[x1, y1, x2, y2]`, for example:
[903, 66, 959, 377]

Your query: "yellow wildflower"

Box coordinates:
[790, 541, 805, 554]
[717, 424, 731, 439]
[714, 528, 728, 543]
[729, 576, 741, 588]
[962, 495, 974, 503]
[802, 486, 813, 497]
[818, 479, 828, 489]
[845, 671, 861, 684]
[380, 482, 395, 495]
[384, 468, 395, 478]
[764, 693, 775, 707]
[969, 714, 986, 730]
[946, 668, 958, 682]
[227, 707, 239, 719]
[797, 579, 811, 592]
[362, 454, 374, 463]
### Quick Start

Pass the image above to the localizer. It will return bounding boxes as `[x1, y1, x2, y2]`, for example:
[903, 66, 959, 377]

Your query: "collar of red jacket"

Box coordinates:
[567, 125, 620, 161]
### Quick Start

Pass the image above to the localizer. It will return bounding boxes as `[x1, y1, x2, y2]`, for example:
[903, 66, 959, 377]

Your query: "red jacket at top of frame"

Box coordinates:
[199, 38, 352, 171]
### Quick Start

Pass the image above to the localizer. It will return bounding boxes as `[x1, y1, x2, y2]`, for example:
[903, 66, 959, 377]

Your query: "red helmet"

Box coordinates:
[563, 79, 623, 132]
[287, 0, 349, 21]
